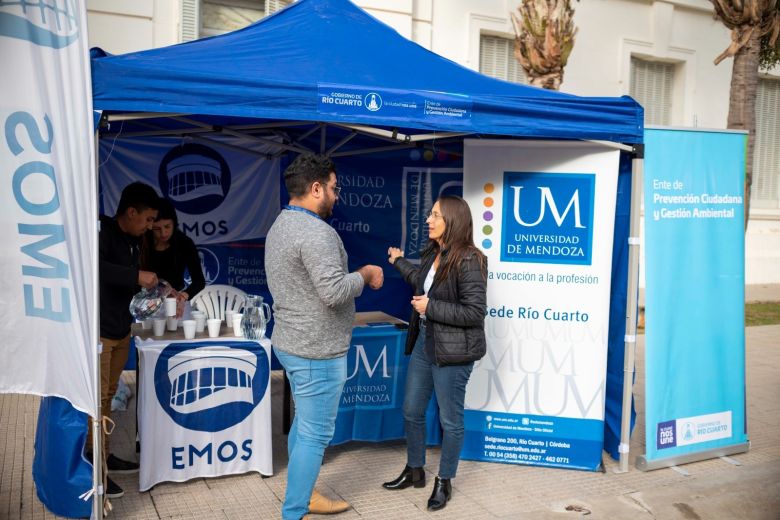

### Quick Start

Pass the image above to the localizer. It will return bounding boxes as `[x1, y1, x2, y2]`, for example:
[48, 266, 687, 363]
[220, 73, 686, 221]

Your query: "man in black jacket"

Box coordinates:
[90, 182, 160, 499]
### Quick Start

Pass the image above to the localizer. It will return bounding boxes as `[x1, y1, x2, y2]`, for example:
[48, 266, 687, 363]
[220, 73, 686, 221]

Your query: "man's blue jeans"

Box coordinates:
[403, 325, 474, 479]
[275, 349, 347, 520]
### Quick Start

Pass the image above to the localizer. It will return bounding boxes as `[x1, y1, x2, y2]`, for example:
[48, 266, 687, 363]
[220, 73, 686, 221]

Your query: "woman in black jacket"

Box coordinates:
[383, 195, 487, 511]
[142, 199, 206, 312]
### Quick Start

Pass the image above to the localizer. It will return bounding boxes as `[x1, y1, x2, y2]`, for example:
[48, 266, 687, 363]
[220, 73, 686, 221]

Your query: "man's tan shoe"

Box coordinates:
[308, 489, 350, 514]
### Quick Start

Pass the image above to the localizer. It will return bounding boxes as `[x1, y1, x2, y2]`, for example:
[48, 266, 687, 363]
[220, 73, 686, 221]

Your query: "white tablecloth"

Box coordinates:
[136, 335, 273, 491]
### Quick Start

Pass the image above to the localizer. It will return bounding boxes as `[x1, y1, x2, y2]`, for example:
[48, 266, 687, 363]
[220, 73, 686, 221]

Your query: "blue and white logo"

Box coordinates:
[401, 167, 462, 263]
[364, 92, 382, 112]
[501, 172, 594, 265]
[657, 420, 677, 449]
[154, 342, 269, 433]
[0, 0, 79, 48]
[158, 143, 231, 215]
[183, 246, 219, 286]
[340, 337, 399, 411]
[197, 247, 220, 284]
[683, 422, 695, 441]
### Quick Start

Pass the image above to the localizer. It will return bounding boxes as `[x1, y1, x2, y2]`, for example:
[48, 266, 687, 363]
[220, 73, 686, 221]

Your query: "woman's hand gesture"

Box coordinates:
[387, 247, 404, 265]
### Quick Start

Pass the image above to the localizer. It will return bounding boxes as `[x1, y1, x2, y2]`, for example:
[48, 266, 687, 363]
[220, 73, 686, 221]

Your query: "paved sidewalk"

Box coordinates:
[1, 326, 779, 519]
[745, 283, 780, 303]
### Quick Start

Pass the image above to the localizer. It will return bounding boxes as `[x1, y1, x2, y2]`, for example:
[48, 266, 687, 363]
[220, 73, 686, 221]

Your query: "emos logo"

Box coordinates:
[0, 0, 79, 48]
[154, 342, 269, 433]
[501, 172, 594, 265]
[158, 143, 231, 215]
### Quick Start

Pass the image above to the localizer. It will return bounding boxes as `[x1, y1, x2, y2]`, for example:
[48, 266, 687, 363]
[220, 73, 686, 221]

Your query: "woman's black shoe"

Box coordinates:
[426, 477, 451, 511]
[382, 465, 425, 490]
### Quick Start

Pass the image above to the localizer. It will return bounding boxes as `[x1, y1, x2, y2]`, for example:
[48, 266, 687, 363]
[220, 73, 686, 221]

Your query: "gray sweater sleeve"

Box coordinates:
[301, 228, 365, 307]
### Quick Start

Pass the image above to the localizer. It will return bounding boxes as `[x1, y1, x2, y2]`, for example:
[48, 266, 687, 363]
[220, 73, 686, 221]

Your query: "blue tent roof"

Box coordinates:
[91, 0, 643, 143]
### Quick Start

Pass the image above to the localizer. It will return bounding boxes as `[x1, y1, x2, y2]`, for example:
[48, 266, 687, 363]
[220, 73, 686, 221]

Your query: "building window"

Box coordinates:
[479, 34, 527, 84]
[753, 77, 780, 209]
[181, 0, 292, 41]
[201, 0, 266, 38]
[630, 57, 674, 126]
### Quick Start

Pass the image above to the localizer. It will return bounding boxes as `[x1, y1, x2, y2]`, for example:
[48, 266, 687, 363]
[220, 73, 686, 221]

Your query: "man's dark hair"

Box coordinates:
[284, 154, 335, 198]
[115, 182, 161, 217]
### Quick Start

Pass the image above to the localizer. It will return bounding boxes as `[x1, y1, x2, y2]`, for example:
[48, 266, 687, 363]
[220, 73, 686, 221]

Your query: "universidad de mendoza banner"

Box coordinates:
[461, 140, 620, 470]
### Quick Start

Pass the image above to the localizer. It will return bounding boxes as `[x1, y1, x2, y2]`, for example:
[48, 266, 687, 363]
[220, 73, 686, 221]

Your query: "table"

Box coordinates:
[134, 324, 273, 491]
[277, 312, 441, 446]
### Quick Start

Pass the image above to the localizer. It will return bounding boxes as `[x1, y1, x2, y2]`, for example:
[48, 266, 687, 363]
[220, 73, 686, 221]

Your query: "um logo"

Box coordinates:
[347, 344, 390, 380]
[341, 341, 397, 411]
[501, 172, 594, 265]
[511, 186, 585, 229]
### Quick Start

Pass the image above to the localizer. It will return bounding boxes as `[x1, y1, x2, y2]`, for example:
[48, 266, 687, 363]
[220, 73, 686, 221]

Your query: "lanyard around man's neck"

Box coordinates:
[285, 204, 322, 221]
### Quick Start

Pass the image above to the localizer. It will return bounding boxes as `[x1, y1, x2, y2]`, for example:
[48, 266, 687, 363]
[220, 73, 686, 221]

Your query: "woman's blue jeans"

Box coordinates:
[274, 349, 347, 520]
[403, 325, 474, 479]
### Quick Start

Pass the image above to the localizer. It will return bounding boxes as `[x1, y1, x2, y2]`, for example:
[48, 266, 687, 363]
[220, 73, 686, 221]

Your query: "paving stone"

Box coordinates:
[2, 326, 779, 518]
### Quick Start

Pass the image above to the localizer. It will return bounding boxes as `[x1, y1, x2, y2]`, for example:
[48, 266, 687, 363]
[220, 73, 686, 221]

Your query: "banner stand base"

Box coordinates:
[636, 442, 749, 471]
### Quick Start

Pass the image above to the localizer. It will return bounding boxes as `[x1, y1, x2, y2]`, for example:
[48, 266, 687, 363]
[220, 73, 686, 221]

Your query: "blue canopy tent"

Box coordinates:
[37, 0, 645, 516]
[89, 0, 642, 142]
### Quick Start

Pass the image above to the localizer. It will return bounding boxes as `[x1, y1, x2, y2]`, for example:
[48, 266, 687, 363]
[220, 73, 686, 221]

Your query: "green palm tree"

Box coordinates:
[511, 0, 577, 90]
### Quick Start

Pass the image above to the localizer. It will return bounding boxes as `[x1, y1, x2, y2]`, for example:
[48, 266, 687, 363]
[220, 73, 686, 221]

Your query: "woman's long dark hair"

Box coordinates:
[425, 195, 487, 281]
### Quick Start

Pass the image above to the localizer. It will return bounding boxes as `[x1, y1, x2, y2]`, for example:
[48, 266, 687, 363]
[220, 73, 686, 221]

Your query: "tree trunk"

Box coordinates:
[528, 73, 562, 90]
[726, 29, 761, 227]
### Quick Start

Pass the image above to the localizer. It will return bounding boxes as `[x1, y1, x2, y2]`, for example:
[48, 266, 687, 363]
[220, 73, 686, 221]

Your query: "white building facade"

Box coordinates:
[86, 0, 780, 285]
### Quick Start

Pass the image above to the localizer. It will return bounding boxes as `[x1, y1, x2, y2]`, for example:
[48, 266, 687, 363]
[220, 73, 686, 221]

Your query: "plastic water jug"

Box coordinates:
[129, 280, 173, 320]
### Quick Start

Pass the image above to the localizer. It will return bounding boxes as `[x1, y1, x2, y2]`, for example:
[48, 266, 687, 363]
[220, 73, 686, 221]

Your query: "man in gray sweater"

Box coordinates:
[265, 154, 383, 520]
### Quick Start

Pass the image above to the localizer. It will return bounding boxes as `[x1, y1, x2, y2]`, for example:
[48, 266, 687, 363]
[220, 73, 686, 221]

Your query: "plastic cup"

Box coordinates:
[164, 297, 177, 317]
[141, 319, 153, 330]
[207, 319, 222, 338]
[152, 318, 166, 337]
[225, 309, 235, 325]
[193, 313, 206, 333]
[232, 313, 243, 337]
[166, 316, 178, 331]
[182, 320, 196, 339]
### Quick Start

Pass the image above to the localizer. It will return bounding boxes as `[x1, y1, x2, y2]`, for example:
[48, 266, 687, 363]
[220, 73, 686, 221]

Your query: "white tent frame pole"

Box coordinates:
[616, 146, 643, 473]
[105, 112, 188, 121]
[92, 128, 104, 520]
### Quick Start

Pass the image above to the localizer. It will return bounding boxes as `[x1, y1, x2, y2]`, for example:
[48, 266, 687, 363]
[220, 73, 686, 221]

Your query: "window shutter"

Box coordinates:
[753, 78, 780, 208]
[266, 0, 291, 16]
[181, 0, 200, 42]
[630, 57, 674, 126]
[479, 35, 527, 84]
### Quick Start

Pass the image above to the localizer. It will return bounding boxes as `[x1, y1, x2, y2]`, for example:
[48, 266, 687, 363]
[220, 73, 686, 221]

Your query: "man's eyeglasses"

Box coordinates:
[316, 182, 341, 196]
[427, 211, 443, 220]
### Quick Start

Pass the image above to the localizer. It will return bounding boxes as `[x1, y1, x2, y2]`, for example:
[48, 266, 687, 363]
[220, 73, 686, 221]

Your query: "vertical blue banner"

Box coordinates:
[643, 128, 748, 463]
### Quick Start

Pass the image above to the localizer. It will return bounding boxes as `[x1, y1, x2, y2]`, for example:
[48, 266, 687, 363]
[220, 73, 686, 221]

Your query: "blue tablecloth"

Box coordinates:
[331, 325, 441, 446]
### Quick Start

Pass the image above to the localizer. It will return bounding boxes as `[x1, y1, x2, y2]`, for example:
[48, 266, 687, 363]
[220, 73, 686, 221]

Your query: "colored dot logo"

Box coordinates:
[481, 183, 495, 250]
